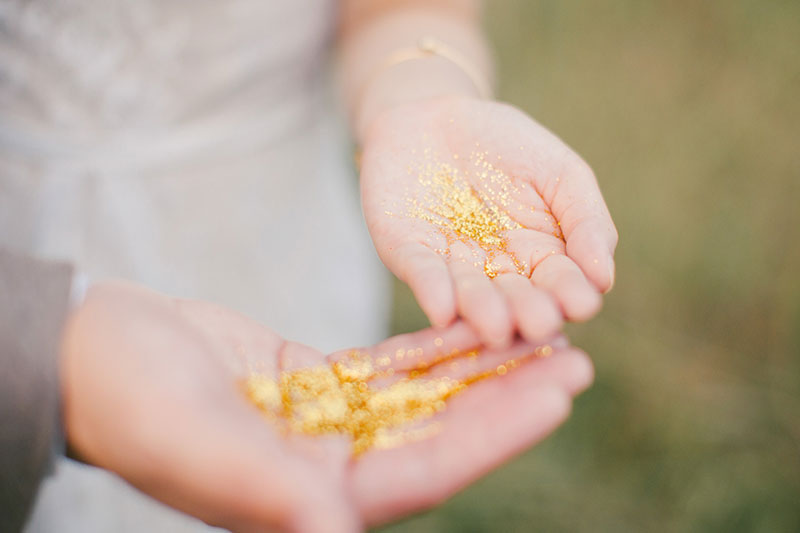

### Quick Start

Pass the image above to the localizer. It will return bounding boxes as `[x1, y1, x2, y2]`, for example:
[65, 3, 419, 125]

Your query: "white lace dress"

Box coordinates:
[0, 1, 389, 531]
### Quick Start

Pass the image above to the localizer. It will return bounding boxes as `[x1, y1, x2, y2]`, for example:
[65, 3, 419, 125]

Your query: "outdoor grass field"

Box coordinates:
[380, 1, 800, 531]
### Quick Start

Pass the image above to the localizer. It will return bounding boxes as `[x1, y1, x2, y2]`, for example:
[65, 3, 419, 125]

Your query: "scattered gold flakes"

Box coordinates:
[244, 352, 461, 455]
[535, 345, 553, 357]
[243, 345, 554, 455]
[406, 150, 528, 278]
[409, 160, 517, 249]
[484, 259, 500, 279]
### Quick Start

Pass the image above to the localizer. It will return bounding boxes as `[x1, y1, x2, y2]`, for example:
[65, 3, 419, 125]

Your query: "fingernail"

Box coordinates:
[604, 259, 615, 294]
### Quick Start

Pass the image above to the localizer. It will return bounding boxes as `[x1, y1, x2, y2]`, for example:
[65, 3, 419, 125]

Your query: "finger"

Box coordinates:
[503, 228, 565, 278]
[565, 215, 618, 293]
[328, 330, 584, 393]
[494, 273, 563, 343]
[530, 254, 602, 321]
[423, 342, 594, 396]
[328, 321, 481, 373]
[448, 248, 513, 348]
[522, 347, 593, 395]
[543, 158, 618, 292]
[392, 242, 456, 328]
[351, 361, 573, 525]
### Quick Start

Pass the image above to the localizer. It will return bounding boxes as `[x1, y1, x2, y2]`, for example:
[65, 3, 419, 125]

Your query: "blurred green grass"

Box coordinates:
[379, 1, 800, 531]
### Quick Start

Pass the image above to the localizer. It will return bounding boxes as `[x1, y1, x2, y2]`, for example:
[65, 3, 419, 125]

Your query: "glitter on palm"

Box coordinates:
[243, 345, 554, 455]
[406, 150, 528, 278]
[244, 355, 464, 456]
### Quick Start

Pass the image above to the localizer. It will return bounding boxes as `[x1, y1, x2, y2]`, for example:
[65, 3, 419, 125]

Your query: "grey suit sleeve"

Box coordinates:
[0, 249, 74, 533]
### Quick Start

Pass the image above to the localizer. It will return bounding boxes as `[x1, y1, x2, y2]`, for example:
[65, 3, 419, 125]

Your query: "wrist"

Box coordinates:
[353, 33, 494, 143]
[357, 59, 483, 143]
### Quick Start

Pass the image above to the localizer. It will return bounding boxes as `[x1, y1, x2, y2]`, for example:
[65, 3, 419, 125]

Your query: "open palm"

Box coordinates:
[360, 97, 618, 347]
[206, 305, 593, 531]
[63, 283, 592, 532]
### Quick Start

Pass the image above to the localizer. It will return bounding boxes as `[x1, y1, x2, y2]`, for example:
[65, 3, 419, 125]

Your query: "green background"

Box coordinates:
[379, 1, 800, 531]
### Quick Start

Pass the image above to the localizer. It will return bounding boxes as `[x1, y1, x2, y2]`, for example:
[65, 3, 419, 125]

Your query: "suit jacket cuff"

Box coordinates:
[0, 248, 74, 532]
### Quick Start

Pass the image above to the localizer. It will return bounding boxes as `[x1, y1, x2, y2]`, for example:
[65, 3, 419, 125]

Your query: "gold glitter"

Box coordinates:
[243, 347, 546, 455]
[406, 150, 529, 278]
[484, 260, 500, 279]
[535, 345, 553, 357]
[244, 368, 460, 455]
[410, 161, 516, 249]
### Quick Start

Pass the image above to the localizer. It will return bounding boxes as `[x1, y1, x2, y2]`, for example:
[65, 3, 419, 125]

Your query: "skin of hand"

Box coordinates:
[59, 281, 593, 532]
[360, 95, 618, 348]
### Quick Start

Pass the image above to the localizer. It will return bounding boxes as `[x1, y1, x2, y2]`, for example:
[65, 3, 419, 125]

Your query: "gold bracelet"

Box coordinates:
[363, 37, 493, 100]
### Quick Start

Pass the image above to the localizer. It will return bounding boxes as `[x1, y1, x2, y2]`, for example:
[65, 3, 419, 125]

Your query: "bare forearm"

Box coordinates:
[338, 0, 493, 142]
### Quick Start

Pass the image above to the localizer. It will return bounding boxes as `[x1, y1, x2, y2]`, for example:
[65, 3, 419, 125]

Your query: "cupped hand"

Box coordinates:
[60, 282, 592, 532]
[360, 96, 618, 347]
